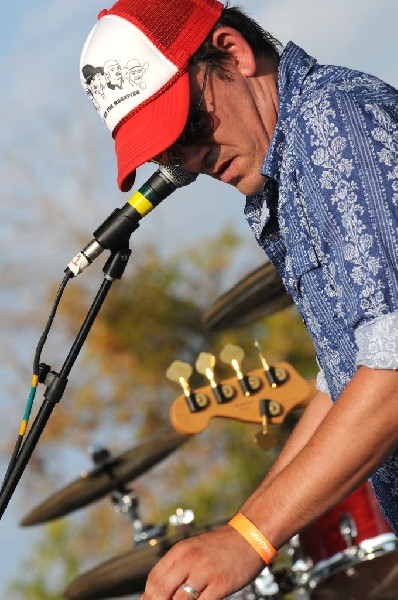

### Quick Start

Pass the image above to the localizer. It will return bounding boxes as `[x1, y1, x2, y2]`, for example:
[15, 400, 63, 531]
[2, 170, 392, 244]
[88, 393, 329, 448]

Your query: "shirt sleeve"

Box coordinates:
[316, 369, 330, 394]
[355, 311, 398, 369]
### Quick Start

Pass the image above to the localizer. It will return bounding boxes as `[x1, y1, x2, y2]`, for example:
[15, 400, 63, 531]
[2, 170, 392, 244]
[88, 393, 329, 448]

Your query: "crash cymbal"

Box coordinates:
[203, 261, 293, 332]
[21, 430, 190, 526]
[63, 522, 224, 599]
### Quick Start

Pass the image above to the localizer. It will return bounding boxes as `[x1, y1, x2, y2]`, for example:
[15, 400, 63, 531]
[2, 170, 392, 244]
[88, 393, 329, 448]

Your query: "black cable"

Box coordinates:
[1, 271, 73, 493]
[33, 271, 73, 375]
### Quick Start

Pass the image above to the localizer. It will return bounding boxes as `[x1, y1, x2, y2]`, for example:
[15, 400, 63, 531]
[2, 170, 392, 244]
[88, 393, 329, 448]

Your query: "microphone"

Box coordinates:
[66, 165, 198, 276]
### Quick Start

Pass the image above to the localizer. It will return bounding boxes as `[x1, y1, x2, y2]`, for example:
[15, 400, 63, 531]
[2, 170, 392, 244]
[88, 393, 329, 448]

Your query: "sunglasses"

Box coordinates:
[152, 64, 214, 167]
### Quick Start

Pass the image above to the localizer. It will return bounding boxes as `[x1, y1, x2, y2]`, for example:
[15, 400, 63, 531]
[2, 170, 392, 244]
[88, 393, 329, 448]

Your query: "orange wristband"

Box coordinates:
[228, 513, 278, 565]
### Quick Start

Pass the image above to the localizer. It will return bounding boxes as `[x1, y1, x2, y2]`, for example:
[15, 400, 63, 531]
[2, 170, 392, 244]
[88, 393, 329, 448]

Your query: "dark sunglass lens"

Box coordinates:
[151, 149, 182, 166]
[180, 110, 213, 144]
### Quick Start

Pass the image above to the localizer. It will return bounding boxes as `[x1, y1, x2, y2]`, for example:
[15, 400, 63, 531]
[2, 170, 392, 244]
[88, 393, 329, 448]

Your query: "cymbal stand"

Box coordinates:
[287, 534, 312, 597]
[112, 484, 168, 545]
[111, 485, 166, 546]
[87, 443, 166, 545]
[0, 248, 131, 519]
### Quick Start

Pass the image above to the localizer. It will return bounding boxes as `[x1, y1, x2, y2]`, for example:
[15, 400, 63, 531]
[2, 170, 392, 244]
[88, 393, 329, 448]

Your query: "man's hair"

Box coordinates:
[191, 3, 283, 78]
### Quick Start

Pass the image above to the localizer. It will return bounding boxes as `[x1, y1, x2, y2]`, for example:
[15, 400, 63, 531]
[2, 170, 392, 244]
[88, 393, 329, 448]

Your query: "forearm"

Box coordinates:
[241, 389, 333, 506]
[262, 390, 332, 482]
[239, 366, 398, 549]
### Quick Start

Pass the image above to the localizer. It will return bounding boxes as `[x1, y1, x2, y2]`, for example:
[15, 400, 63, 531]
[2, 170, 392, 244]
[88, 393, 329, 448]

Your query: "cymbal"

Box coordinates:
[21, 430, 190, 526]
[203, 261, 293, 332]
[63, 522, 224, 599]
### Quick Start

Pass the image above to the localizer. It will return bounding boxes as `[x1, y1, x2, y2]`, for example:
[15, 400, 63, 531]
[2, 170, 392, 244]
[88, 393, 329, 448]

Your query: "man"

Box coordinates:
[124, 58, 149, 90]
[103, 58, 124, 90]
[81, 64, 106, 110]
[79, 1, 398, 598]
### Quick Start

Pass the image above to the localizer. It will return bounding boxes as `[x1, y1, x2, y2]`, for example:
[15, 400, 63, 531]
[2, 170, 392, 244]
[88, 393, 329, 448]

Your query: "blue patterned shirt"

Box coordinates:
[244, 42, 398, 533]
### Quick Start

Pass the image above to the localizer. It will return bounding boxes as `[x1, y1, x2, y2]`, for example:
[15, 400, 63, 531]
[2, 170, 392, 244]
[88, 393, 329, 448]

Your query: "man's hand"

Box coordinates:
[140, 523, 264, 600]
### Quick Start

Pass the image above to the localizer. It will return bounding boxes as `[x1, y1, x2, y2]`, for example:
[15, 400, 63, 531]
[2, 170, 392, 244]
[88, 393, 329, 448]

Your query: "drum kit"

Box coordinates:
[20, 262, 398, 599]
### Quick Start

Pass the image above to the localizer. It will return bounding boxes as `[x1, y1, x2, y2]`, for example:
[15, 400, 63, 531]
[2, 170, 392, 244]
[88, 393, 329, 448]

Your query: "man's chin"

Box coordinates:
[206, 171, 265, 196]
[235, 175, 266, 196]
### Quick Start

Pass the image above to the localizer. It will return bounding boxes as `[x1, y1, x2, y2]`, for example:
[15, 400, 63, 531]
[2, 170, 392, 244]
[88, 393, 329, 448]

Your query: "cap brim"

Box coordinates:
[114, 72, 190, 192]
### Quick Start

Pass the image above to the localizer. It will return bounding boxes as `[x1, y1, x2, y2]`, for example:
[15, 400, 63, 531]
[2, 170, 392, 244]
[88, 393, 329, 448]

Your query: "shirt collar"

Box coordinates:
[244, 42, 317, 238]
[262, 42, 317, 181]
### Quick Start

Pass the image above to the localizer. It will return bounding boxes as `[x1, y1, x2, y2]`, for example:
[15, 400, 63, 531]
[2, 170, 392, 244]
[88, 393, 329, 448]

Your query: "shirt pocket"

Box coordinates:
[284, 236, 322, 299]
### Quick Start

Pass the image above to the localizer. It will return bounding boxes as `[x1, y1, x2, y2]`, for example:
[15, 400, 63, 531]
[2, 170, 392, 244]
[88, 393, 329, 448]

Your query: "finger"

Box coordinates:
[173, 581, 207, 600]
[143, 548, 192, 599]
[143, 569, 181, 599]
[194, 587, 222, 600]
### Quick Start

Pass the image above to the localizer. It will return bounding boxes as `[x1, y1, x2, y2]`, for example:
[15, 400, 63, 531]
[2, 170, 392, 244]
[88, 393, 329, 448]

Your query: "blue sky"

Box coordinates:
[1, 0, 398, 596]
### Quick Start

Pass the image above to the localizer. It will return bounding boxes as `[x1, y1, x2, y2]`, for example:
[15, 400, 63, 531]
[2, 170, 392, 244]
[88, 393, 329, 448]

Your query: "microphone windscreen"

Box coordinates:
[158, 165, 198, 188]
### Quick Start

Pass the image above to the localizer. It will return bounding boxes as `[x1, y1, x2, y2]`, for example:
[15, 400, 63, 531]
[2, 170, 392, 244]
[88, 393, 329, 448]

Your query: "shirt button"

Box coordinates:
[269, 232, 279, 242]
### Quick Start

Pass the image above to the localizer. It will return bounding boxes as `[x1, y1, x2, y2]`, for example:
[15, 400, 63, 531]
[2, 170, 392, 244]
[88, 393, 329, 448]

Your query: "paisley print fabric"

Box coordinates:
[244, 43, 398, 533]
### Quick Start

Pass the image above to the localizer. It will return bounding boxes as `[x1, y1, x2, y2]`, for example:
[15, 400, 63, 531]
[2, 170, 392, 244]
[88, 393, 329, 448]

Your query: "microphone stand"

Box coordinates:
[0, 247, 132, 519]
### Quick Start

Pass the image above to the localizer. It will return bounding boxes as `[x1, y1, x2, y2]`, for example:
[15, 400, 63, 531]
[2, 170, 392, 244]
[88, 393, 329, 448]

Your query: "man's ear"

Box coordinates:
[211, 26, 257, 76]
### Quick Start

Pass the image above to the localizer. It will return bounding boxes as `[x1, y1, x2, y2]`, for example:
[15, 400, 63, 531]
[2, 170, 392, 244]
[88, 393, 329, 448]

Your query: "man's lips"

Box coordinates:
[214, 158, 235, 181]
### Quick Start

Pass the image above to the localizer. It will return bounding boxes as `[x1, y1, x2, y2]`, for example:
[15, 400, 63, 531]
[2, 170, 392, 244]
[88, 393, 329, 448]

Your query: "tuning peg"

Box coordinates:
[167, 360, 209, 413]
[166, 360, 193, 398]
[195, 352, 217, 388]
[253, 339, 276, 388]
[195, 352, 234, 405]
[220, 344, 244, 375]
[253, 339, 289, 387]
[220, 344, 252, 397]
[255, 399, 279, 451]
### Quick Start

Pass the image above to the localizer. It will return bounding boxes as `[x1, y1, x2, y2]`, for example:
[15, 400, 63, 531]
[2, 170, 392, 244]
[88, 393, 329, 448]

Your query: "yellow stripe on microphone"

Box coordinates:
[128, 191, 155, 217]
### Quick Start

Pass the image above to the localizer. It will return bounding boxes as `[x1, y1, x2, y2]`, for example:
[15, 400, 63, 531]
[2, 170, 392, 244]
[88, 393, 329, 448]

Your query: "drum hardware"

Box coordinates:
[20, 430, 190, 526]
[227, 566, 283, 599]
[110, 486, 167, 546]
[288, 534, 313, 581]
[169, 507, 195, 527]
[87, 444, 167, 545]
[202, 261, 294, 332]
[339, 511, 358, 549]
[264, 534, 312, 600]
[295, 482, 398, 599]
[226, 537, 306, 600]
[87, 444, 112, 465]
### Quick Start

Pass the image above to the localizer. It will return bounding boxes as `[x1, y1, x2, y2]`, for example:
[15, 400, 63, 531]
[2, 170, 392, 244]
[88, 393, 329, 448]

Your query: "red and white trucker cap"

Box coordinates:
[80, 0, 223, 191]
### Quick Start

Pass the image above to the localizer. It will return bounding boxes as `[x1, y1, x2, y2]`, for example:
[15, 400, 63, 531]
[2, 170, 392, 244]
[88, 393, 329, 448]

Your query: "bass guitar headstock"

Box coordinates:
[168, 343, 315, 437]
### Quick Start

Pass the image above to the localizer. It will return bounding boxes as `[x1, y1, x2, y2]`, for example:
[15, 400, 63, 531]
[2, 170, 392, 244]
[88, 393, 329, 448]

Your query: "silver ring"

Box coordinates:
[179, 583, 200, 599]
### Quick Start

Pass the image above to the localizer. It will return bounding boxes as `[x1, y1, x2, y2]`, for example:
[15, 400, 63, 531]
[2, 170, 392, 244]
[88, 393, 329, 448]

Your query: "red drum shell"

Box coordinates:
[299, 482, 392, 564]
[297, 482, 398, 600]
